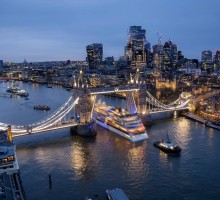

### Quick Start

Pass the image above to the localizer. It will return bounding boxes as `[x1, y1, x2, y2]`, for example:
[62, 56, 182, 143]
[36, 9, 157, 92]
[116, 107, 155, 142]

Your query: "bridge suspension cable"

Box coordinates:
[146, 91, 189, 111]
[10, 96, 79, 134]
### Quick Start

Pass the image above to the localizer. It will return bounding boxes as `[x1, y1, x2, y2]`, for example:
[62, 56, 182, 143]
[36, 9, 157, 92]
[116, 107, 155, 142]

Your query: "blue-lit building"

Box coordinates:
[125, 26, 146, 68]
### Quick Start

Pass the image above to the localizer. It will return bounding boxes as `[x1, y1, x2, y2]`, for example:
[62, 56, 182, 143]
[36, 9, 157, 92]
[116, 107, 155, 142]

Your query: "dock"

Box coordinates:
[182, 112, 220, 130]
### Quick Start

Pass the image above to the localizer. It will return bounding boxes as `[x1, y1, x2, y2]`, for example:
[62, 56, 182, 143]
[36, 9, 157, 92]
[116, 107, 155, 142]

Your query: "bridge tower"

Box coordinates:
[126, 91, 137, 114]
[71, 70, 96, 136]
[130, 68, 148, 114]
[72, 70, 94, 124]
[130, 69, 151, 125]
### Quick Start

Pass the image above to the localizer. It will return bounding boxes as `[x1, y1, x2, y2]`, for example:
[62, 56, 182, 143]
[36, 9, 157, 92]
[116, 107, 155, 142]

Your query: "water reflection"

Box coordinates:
[70, 137, 96, 181]
[126, 142, 148, 180]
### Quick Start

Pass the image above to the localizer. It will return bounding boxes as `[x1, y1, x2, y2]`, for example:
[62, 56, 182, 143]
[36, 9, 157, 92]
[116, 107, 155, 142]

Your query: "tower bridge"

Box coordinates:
[0, 69, 190, 137]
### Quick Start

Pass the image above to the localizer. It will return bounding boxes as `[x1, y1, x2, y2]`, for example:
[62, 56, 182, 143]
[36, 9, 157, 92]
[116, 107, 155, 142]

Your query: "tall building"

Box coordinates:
[162, 40, 178, 70]
[214, 50, 220, 70]
[201, 50, 213, 71]
[86, 43, 103, 70]
[125, 26, 146, 68]
[202, 50, 212, 63]
[153, 43, 163, 68]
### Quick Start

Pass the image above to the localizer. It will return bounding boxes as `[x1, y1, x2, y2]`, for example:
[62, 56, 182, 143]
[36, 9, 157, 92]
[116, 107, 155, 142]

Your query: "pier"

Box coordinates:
[182, 112, 220, 130]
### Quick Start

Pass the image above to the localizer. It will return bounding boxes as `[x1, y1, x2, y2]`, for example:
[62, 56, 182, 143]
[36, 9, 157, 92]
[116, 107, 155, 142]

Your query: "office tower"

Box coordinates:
[86, 43, 103, 70]
[0, 60, 3, 67]
[145, 41, 152, 66]
[202, 50, 212, 63]
[214, 50, 220, 71]
[162, 40, 178, 70]
[125, 26, 146, 68]
[214, 50, 220, 65]
[153, 43, 163, 68]
[202, 50, 213, 71]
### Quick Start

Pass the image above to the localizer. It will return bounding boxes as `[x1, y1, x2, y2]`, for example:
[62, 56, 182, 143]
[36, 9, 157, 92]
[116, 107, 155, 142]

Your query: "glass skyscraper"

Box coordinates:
[86, 43, 103, 70]
[125, 26, 146, 68]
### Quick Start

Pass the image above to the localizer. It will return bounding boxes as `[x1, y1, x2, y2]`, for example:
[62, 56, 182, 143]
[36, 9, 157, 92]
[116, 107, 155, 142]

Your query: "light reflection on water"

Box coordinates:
[1, 83, 220, 200]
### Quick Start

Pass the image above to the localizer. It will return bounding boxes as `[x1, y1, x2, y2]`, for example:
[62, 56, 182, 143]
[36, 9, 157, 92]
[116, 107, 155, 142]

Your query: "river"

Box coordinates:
[0, 82, 220, 200]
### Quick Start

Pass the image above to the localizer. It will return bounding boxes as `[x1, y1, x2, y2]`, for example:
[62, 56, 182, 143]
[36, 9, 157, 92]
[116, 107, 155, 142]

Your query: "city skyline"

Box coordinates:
[0, 0, 219, 62]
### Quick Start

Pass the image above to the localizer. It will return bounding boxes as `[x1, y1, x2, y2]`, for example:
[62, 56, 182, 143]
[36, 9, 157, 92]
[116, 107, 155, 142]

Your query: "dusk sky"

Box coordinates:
[0, 0, 219, 62]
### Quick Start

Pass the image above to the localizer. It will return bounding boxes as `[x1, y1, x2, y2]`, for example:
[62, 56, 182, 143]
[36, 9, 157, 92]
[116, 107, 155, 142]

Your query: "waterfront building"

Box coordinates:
[86, 43, 103, 70]
[125, 26, 146, 68]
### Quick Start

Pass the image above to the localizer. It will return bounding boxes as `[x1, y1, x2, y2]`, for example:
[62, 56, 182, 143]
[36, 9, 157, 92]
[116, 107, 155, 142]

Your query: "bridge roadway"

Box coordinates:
[0, 120, 78, 137]
[149, 107, 188, 114]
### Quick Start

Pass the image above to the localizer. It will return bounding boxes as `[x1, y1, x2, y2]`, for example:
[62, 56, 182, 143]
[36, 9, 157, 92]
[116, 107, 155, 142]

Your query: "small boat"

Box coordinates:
[25, 97, 29, 100]
[33, 105, 50, 111]
[106, 188, 129, 200]
[154, 132, 181, 154]
[47, 85, 53, 88]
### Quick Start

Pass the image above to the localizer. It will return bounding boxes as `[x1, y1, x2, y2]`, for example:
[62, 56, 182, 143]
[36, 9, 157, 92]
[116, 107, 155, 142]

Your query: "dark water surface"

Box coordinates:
[0, 82, 220, 200]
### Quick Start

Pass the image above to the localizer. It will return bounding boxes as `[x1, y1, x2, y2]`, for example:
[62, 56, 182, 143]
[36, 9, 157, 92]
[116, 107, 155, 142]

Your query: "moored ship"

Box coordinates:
[7, 83, 29, 97]
[92, 104, 148, 142]
[33, 105, 50, 111]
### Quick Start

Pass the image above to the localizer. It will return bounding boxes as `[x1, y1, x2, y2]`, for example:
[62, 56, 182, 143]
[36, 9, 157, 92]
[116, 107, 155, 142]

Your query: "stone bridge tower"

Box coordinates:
[72, 70, 94, 124]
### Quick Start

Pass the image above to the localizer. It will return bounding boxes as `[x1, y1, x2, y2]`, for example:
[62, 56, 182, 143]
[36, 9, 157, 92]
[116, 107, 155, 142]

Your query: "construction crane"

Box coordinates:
[157, 32, 162, 45]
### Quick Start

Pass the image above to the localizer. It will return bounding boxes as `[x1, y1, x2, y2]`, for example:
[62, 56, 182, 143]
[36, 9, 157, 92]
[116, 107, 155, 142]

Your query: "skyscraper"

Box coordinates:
[202, 50, 212, 63]
[201, 50, 213, 71]
[125, 26, 146, 68]
[86, 43, 103, 70]
[0, 60, 3, 67]
[162, 40, 178, 70]
[214, 50, 220, 71]
[214, 50, 220, 64]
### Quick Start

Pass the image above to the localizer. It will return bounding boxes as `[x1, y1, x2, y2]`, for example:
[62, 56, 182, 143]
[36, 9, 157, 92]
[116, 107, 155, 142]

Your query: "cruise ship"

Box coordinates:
[93, 105, 148, 142]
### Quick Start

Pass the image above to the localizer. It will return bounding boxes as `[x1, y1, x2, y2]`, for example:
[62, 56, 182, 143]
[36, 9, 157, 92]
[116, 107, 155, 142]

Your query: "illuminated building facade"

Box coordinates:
[162, 40, 177, 70]
[202, 50, 213, 71]
[86, 43, 103, 70]
[155, 77, 177, 91]
[125, 26, 146, 68]
[153, 44, 163, 67]
[214, 50, 220, 70]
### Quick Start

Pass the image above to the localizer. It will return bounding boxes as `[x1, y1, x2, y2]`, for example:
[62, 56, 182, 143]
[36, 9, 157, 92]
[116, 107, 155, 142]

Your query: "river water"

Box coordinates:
[0, 82, 220, 200]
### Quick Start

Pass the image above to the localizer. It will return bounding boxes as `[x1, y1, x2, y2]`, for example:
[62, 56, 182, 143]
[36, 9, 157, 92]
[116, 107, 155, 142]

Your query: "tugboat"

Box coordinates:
[154, 132, 181, 154]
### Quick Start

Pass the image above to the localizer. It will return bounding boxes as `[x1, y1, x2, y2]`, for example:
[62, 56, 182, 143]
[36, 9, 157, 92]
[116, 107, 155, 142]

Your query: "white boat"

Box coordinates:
[92, 105, 148, 142]
[106, 188, 129, 200]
